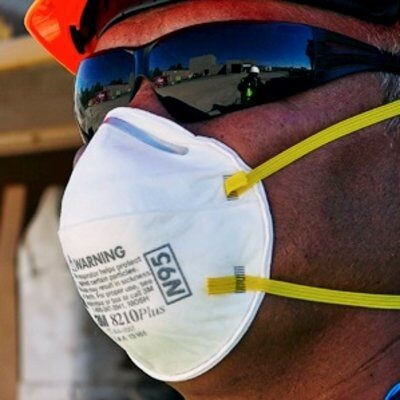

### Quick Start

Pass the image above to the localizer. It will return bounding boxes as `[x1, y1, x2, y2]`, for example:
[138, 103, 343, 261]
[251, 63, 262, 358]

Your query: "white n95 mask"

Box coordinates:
[59, 107, 274, 382]
[59, 101, 400, 382]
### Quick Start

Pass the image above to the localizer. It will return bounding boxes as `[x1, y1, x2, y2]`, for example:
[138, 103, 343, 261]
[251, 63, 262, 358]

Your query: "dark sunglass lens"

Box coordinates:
[75, 49, 136, 140]
[149, 23, 313, 122]
[149, 23, 314, 122]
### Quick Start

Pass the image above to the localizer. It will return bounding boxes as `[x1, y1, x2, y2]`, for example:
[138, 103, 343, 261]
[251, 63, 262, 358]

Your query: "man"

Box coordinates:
[238, 66, 264, 106]
[25, 1, 400, 399]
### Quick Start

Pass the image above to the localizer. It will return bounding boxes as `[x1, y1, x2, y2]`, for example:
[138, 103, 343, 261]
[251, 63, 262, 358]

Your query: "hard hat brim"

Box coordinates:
[24, 0, 93, 74]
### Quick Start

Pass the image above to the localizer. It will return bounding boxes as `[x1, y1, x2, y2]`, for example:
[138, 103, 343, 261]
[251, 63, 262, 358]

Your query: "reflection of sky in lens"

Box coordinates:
[76, 50, 135, 90]
[150, 23, 313, 72]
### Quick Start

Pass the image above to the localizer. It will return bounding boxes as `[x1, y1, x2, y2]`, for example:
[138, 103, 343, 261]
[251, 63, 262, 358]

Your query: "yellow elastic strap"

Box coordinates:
[225, 100, 400, 197]
[207, 275, 400, 310]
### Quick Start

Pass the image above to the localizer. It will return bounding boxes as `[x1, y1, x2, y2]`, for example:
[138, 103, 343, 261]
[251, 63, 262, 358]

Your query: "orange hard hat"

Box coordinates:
[25, 0, 91, 74]
[24, 0, 181, 75]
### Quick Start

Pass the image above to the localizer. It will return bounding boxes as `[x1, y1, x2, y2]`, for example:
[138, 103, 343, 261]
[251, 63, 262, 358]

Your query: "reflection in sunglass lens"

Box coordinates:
[74, 49, 136, 142]
[149, 23, 313, 122]
[75, 21, 394, 142]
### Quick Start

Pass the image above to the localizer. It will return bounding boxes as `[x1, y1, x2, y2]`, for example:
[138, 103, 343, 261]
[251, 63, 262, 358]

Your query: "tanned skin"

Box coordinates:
[76, 1, 400, 398]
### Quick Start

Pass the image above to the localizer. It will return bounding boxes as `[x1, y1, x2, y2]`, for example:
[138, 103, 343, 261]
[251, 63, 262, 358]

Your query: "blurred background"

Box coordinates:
[0, 0, 28, 37]
[0, 2, 183, 400]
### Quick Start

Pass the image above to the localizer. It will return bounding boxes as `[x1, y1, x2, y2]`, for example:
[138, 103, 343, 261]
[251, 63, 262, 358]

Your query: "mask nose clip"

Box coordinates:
[105, 116, 189, 155]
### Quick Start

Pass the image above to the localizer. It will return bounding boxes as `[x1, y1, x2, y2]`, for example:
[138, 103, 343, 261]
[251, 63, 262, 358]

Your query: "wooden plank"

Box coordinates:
[0, 64, 75, 134]
[0, 36, 53, 72]
[0, 125, 81, 157]
[0, 185, 27, 400]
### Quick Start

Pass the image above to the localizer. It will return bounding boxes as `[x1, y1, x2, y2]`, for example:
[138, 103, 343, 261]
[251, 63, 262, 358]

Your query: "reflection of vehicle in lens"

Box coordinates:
[95, 91, 109, 103]
[154, 76, 167, 88]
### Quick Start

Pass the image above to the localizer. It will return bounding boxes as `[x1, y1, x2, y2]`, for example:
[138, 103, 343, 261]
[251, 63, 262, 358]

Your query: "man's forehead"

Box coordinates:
[94, 0, 376, 52]
[85, 0, 400, 37]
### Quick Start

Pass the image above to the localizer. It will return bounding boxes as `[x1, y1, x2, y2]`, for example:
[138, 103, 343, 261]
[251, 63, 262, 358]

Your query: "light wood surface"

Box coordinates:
[0, 36, 53, 72]
[0, 124, 81, 157]
[0, 185, 27, 400]
[0, 36, 79, 155]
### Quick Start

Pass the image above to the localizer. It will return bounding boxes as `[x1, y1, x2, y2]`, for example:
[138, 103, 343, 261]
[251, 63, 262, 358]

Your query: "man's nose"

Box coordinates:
[128, 77, 173, 120]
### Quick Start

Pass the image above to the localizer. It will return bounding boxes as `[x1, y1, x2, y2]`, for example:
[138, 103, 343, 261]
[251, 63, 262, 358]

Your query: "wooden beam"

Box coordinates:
[0, 185, 27, 400]
[0, 125, 81, 157]
[0, 36, 54, 72]
[0, 64, 75, 135]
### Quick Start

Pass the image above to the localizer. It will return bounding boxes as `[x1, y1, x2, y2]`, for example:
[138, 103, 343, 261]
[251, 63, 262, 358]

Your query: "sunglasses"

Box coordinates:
[74, 21, 400, 143]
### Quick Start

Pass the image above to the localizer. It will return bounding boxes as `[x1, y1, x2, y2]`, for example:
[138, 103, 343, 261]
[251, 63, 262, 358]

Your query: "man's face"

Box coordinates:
[94, 0, 382, 166]
[79, 0, 392, 396]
